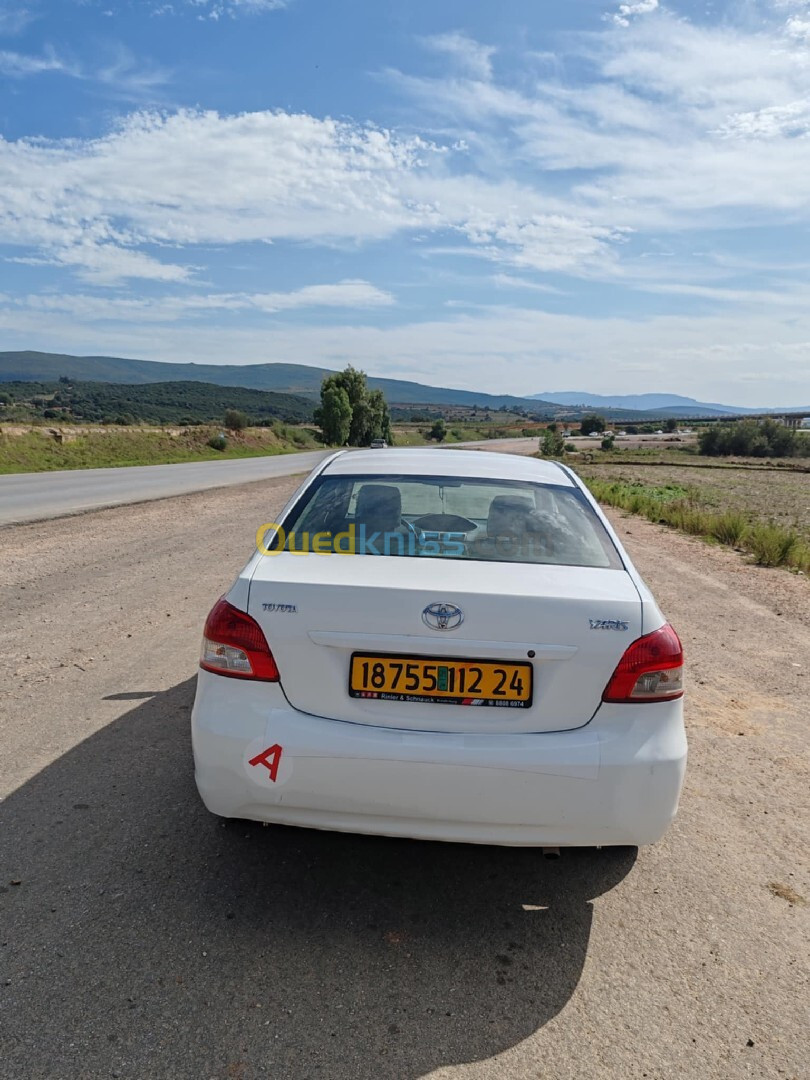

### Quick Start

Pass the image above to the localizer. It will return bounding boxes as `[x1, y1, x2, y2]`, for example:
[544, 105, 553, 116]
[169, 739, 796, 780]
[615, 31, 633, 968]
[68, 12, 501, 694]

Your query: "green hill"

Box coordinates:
[0, 379, 315, 426]
[0, 350, 560, 414]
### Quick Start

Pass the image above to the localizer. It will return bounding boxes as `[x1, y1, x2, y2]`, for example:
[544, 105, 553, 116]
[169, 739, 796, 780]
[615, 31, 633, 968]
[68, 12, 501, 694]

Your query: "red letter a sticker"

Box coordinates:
[249, 744, 283, 783]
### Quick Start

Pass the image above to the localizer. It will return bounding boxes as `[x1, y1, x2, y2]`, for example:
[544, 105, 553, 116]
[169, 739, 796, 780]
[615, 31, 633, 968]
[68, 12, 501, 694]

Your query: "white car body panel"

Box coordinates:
[192, 449, 687, 847]
[248, 554, 644, 734]
[192, 672, 686, 847]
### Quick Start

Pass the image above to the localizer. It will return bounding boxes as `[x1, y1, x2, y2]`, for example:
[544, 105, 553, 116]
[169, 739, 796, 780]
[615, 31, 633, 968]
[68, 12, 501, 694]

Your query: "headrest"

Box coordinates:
[487, 495, 535, 538]
[354, 484, 402, 533]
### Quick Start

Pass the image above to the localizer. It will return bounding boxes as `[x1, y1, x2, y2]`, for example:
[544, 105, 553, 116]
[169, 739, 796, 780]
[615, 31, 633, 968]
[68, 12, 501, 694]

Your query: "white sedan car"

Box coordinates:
[192, 448, 686, 847]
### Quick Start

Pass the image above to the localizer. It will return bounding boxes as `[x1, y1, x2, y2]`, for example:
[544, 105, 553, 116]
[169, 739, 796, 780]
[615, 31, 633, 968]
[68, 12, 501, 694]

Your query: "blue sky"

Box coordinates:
[1, 0, 810, 405]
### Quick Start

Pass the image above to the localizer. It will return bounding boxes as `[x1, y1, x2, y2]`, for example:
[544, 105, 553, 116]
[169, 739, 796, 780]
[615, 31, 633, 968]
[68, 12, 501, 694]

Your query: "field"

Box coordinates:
[580, 458, 810, 534]
[578, 456, 810, 573]
[0, 423, 321, 473]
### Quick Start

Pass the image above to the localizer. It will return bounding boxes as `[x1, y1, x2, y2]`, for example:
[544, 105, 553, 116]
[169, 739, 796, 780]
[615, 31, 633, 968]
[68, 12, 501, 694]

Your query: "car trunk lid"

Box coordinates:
[248, 553, 641, 734]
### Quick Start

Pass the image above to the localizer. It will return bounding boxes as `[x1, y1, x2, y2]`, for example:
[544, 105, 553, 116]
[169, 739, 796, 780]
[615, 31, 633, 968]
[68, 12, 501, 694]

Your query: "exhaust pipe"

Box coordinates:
[542, 846, 561, 860]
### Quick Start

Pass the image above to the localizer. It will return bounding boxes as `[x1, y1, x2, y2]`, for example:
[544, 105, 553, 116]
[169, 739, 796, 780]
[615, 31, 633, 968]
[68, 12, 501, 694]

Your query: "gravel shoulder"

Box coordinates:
[0, 480, 808, 1079]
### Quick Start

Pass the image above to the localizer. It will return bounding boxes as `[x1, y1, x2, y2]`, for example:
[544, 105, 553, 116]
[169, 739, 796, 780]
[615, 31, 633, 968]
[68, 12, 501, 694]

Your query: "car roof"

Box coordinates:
[323, 448, 574, 486]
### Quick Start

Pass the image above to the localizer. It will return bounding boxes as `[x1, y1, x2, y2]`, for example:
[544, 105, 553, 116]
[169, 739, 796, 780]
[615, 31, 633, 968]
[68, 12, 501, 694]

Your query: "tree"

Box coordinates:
[699, 419, 800, 458]
[315, 384, 352, 445]
[429, 419, 446, 442]
[315, 366, 393, 446]
[580, 413, 606, 436]
[319, 366, 368, 443]
[224, 408, 248, 432]
[349, 396, 373, 446]
[664, 418, 678, 433]
[367, 389, 392, 443]
[539, 428, 565, 457]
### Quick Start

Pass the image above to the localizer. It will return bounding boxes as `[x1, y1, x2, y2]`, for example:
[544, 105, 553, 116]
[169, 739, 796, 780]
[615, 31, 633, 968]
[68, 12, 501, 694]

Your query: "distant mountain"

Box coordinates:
[4, 353, 805, 420]
[0, 351, 560, 414]
[529, 391, 805, 417]
[529, 390, 751, 414]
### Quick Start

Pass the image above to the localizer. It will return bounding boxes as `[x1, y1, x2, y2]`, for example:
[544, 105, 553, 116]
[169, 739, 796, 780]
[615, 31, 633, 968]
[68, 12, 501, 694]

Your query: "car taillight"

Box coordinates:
[602, 623, 683, 703]
[200, 597, 279, 681]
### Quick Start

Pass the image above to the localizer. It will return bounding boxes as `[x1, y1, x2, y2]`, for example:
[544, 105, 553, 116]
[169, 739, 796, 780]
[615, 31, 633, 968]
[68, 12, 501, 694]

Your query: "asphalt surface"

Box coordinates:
[0, 439, 544, 526]
[0, 450, 334, 525]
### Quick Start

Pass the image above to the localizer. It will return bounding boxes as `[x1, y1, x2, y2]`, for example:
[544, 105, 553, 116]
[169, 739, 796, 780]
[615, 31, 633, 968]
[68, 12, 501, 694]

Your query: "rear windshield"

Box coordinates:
[267, 473, 623, 569]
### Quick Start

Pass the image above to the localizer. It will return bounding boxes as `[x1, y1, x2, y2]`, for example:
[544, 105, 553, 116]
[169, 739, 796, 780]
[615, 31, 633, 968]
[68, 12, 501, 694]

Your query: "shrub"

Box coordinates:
[669, 505, 712, 536]
[207, 433, 227, 451]
[224, 409, 249, 432]
[580, 413, 605, 436]
[709, 511, 749, 547]
[699, 419, 800, 458]
[601, 436, 615, 451]
[564, 442, 577, 453]
[539, 428, 565, 457]
[747, 523, 799, 567]
[787, 540, 810, 575]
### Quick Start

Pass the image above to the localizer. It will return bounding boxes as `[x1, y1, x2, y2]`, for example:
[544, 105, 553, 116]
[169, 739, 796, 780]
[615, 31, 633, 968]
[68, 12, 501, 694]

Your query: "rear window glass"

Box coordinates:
[267, 473, 622, 569]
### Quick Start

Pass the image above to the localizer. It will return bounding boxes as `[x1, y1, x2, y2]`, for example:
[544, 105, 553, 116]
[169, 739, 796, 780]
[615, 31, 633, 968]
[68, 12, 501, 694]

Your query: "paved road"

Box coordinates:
[0, 439, 540, 526]
[0, 450, 334, 526]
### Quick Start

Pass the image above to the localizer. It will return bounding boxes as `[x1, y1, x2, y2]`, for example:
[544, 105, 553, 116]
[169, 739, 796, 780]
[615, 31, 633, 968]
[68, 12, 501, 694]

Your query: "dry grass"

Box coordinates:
[767, 882, 807, 905]
[582, 470, 810, 574]
[580, 459, 810, 537]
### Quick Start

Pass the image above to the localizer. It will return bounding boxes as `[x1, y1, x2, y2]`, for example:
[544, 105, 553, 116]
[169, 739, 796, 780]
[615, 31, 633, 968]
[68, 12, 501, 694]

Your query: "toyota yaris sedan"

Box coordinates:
[191, 448, 686, 847]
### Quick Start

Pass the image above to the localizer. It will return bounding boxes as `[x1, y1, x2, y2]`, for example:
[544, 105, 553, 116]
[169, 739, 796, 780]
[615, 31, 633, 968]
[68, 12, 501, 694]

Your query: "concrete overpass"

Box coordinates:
[607, 410, 809, 428]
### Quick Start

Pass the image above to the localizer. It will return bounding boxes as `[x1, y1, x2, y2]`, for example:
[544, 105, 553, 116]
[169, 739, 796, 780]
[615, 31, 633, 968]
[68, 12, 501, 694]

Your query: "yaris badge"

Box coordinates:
[589, 619, 629, 631]
[422, 602, 464, 631]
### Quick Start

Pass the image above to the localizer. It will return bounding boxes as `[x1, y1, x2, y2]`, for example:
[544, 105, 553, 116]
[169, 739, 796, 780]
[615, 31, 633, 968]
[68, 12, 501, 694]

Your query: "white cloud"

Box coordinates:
[715, 98, 810, 139]
[7, 281, 393, 321]
[93, 46, 172, 97]
[421, 32, 496, 80]
[459, 213, 626, 273]
[187, 0, 288, 18]
[786, 14, 810, 40]
[0, 47, 77, 77]
[0, 107, 619, 282]
[612, 0, 659, 28]
[394, 9, 810, 233]
[0, 42, 169, 100]
[491, 274, 565, 295]
[0, 6, 39, 36]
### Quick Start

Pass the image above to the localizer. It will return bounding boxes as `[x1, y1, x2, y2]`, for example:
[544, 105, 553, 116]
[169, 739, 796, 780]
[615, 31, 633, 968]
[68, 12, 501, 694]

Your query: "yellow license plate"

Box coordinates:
[349, 653, 533, 708]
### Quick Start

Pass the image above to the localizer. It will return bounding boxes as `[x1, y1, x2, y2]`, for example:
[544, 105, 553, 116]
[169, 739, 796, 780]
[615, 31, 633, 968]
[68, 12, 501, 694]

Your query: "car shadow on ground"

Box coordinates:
[1, 678, 636, 1079]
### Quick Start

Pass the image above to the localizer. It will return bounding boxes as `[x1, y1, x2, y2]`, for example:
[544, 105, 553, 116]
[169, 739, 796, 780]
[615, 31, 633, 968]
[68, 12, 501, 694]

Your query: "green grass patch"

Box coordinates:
[0, 424, 322, 474]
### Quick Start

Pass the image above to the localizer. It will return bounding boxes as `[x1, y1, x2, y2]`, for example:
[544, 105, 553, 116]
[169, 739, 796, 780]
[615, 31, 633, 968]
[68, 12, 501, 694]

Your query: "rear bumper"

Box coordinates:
[191, 670, 687, 847]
